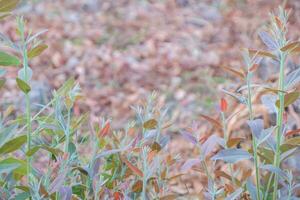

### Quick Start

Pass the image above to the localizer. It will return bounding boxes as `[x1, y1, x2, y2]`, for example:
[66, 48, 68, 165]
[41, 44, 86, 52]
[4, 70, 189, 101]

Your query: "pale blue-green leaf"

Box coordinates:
[18, 67, 33, 81]
[247, 119, 264, 139]
[246, 179, 258, 200]
[257, 127, 275, 146]
[0, 124, 18, 147]
[211, 148, 252, 163]
[180, 130, 197, 145]
[0, 135, 27, 155]
[201, 134, 224, 159]
[59, 186, 72, 200]
[0, 68, 6, 76]
[0, 163, 20, 174]
[221, 89, 247, 104]
[285, 67, 300, 90]
[258, 31, 278, 51]
[261, 94, 277, 113]
[260, 164, 288, 181]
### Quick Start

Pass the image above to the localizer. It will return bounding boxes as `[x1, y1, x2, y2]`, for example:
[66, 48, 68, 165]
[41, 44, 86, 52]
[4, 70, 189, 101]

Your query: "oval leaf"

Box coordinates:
[0, 135, 27, 155]
[0, 51, 20, 66]
[276, 91, 300, 108]
[143, 119, 158, 129]
[16, 77, 31, 94]
[28, 44, 48, 59]
[211, 148, 252, 163]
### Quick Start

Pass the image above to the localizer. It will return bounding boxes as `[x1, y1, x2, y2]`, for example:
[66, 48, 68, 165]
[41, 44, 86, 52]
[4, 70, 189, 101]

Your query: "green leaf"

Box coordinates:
[0, 157, 27, 179]
[28, 44, 48, 59]
[0, 135, 27, 155]
[16, 78, 31, 94]
[276, 92, 300, 108]
[0, 51, 20, 66]
[57, 77, 75, 96]
[26, 145, 63, 157]
[0, 0, 20, 12]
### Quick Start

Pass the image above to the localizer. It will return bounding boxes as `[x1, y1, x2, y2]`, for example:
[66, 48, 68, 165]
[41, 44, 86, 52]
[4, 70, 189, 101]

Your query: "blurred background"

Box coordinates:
[1, 0, 299, 128]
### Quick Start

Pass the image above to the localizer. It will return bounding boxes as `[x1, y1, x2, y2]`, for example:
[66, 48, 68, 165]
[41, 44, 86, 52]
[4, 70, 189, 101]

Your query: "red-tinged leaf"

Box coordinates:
[147, 150, 158, 163]
[122, 157, 143, 177]
[132, 180, 143, 193]
[249, 63, 259, 72]
[240, 168, 252, 182]
[248, 49, 277, 59]
[113, 192, 123, 200]
[227, 137, 244, 148]
[98, 122, 110, 138]
[199, 114, 222, 128]
[143, 119, 158, 129]
[285, 129, 300, 137]
[221, 66, 245, 79]
[291, 46, 300, 54]
[275, 91, 300, 108]
[275, 16, 284, 30]
[220, 98, 227, 112]
[280, 41, 300, 52]
[225, 184, 235, 193]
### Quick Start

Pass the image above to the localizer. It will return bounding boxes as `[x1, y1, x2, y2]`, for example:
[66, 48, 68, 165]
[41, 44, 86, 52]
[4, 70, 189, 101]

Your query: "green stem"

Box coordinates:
[273, 53, 286, 200]
[221, 112, 236, 185]
[246, 72, 261, 200]
[64, 108, 71, 153]
[22, 42, 32, 186]
[264, 173, 274, 200]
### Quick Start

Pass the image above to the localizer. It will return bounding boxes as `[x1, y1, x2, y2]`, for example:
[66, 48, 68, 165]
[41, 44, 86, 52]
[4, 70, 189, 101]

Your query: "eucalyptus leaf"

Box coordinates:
[211, 148, 252, 163]
[260, 164, 288, 181]
[225, 188, 243, 200]
[28, 44, 48, 59]
[0, 135, 27, 155]
[0, 51, 20, 66]
[247, 119, 264, 139]
[18, 67, 33, 81]
[0, 163, 20, 174]
[258, 31, 278, 51]
[285, 67, 300, 90]
[16, 78, 31, 94]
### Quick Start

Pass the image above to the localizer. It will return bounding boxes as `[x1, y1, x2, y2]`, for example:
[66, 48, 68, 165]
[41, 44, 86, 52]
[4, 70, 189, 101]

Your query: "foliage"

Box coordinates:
[0, 1, 299, 200]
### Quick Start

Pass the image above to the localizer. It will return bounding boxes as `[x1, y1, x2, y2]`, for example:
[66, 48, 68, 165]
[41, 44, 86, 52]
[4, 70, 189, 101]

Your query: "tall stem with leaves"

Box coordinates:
[245, 52, 261, 200]
[18, 17, 33, 185]
[273, 52, 286, 199]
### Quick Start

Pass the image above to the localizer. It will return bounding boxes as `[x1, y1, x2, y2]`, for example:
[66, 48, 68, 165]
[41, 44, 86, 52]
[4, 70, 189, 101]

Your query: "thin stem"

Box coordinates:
[221, 112, 236, 185]
[64, 108, 71, 153]
[264, 173, 274, 200]
[21, 32, 32, 186]
[273, 53, 286, 200]
[246, 71, 261, 200]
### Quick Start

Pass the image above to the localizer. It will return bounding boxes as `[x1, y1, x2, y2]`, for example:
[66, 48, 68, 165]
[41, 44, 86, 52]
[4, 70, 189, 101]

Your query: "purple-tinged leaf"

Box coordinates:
[260, 164, 288, 181]
[49, 171, 67, 194]
[247, 119, 264, 139]
[180, 130, 197, 145]
[261, 94, 277, 113]
[211, 148, 252, 163]
[200, 134, 224, 159]
[59, 186, 72, 200]
[180, 158, 201, 171]
[257, 127, 275, 146]
[258, 31, 278, 51]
